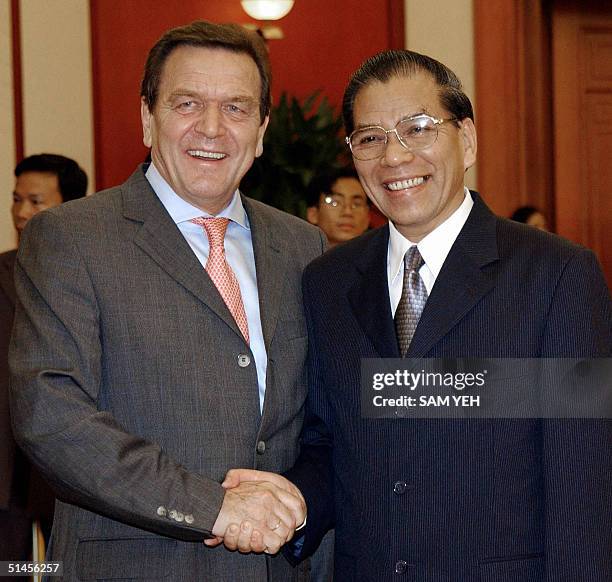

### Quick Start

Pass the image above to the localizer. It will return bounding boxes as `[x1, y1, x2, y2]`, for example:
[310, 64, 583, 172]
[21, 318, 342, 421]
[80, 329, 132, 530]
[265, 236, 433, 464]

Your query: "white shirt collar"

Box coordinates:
[388, 187, 473, 284]
[145, 162, 249, 230]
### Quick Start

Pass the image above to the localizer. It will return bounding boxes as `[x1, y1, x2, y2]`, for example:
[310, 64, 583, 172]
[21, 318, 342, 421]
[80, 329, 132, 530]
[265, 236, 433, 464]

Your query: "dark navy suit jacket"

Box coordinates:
[286, 193, 612, 582]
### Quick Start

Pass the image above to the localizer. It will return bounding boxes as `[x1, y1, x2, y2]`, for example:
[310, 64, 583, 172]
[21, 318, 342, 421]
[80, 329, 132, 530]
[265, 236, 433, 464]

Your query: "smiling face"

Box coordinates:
[12, 172, 64, 238]
[351, 71, 476, 241]
[141, 46, 268, 214]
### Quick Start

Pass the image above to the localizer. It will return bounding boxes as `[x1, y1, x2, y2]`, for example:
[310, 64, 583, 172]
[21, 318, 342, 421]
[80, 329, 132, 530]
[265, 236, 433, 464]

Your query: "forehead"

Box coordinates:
[158, 45, 261, 99]
[15, 171, 60, 195]
[353, 71, 443, 125]
[331, 176, 367, 198]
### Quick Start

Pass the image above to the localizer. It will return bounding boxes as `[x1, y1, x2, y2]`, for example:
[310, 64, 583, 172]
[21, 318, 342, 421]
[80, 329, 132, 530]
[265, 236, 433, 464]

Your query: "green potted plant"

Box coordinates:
[241, 91, 348, 218]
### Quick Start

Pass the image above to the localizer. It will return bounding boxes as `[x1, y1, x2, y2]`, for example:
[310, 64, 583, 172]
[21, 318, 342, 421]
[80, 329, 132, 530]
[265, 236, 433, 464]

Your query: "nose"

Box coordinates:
[339, 202, 354, 216]
[381, 131, 415, 167]
[195, 105, 225, 139]
[14, 200, 34, 221]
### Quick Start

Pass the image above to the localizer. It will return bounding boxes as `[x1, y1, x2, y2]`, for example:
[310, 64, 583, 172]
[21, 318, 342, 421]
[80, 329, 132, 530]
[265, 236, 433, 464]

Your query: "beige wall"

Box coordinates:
[404, 0, 477, 189]
[0, 0, 16, 252]
[0, 0, 94, 254]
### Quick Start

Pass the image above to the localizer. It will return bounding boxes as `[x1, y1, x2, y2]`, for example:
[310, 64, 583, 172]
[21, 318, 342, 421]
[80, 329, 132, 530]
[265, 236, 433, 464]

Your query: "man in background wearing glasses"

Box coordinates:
[305, 167, 370, 249]
[218, 49, 611, 581]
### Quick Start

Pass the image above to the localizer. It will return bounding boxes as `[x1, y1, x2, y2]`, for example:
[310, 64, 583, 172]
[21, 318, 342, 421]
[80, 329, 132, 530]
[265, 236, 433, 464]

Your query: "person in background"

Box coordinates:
[510, 205, 549, 231]
[306, 167, 370, 247]
[9, 21, 323, 582]
[1, 153, 87, 570]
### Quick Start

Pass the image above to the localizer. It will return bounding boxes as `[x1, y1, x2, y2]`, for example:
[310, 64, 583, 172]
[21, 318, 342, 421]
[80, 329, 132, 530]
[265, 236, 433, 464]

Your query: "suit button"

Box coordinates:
[168, 509, 178, 520]
[393, 481, 407, 495]
[256, 440, 266, 454]
[395, 560, 407, 574]
[185, 514, 194, 525]
[175, 511, 184, 522]
[156, 506, 167, 517]
[238, 354, 251, 367]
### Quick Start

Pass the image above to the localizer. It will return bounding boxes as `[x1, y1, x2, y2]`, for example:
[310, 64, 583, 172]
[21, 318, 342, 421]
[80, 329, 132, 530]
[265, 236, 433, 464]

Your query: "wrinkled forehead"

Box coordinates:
[353, 71, 444, 126]
[164, 45, 259, 80]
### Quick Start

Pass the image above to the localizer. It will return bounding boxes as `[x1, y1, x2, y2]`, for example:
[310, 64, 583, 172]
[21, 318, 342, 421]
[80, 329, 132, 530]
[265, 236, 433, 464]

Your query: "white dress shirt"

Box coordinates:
[388, 187, 474, 316]
[146, 163, 268, 412]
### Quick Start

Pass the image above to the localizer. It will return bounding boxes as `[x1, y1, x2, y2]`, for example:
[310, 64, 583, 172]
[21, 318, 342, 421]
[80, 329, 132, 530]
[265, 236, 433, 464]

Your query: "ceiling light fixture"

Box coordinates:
[241, 0, 295, 40]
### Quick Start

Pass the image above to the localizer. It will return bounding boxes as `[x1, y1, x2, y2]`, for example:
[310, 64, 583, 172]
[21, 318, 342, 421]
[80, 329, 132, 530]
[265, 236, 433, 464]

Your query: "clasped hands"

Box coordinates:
[206, 469, 306, 555]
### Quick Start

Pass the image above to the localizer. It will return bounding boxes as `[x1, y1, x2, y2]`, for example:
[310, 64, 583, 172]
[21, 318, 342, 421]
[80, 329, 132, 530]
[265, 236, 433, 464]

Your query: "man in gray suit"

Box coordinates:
[9, 21, 324, 581]
[1, 154, 87, 571]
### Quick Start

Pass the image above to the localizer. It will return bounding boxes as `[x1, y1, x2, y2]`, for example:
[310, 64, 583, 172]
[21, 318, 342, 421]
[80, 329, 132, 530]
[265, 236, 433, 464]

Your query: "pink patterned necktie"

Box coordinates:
[191, 217, 250, 344]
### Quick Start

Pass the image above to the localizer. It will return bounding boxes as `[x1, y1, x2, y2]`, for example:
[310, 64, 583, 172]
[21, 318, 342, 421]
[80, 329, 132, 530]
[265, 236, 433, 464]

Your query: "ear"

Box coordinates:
[460, 117, 477, 171]
[306, 206, 319, 226]
[255, 115, 270, 158]
[141, 98, 153, 148]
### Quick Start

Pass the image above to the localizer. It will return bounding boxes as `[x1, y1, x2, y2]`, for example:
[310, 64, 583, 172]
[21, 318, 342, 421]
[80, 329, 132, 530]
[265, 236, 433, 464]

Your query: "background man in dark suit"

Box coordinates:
[220, 50, 611, 581]
[9, 21, 324, 581]
[1, 154, 87, 570]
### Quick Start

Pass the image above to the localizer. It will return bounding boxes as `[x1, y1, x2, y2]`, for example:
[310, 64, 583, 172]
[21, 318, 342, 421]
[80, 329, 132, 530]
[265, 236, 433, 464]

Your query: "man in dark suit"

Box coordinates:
[1, 154, 87, 569]
[220, 50, 612, 581]
[9, 21, 324, 581]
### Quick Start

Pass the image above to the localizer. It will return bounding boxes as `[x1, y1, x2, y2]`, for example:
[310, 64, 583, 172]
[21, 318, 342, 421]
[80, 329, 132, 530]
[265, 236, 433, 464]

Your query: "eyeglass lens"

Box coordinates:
[323, 195, 368, 211]
[349, 116, 440, 160]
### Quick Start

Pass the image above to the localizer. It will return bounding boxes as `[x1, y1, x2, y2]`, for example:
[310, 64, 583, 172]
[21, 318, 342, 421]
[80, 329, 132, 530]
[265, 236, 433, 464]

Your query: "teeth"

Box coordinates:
[387, 176, 425, 191]
[188, 150, 225, 160]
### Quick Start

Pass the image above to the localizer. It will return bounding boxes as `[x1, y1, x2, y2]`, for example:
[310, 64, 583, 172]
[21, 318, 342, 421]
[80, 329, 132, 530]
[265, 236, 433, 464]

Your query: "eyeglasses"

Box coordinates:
[346, 114, 459, 161]
[322, 194, 369, 211]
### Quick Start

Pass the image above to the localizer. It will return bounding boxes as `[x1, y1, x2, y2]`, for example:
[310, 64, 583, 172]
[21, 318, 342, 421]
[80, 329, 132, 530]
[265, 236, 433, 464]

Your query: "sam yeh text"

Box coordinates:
[373, 394, 481, 407]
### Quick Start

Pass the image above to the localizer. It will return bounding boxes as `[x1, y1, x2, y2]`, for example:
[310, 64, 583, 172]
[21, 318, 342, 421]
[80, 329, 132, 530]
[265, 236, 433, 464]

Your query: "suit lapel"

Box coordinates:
[122, 167, 243, 339]
[347, 227, 400, 357]
[243, 197, 287, 352]
[407, 193, 499, 357]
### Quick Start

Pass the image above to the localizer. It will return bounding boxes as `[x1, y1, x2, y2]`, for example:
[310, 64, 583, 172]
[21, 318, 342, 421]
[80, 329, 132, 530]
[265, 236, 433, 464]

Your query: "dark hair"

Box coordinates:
[510, 206, 540, 224]
[15, 154, 88, 202]
[306, 166, 367, 208]
[342, 49, 474, 136]
[141, 20, 271, 123]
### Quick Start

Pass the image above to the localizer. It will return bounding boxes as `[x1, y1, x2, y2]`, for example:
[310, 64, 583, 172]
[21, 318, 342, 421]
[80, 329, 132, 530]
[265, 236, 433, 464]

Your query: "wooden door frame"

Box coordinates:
[474, 0, 554, 223]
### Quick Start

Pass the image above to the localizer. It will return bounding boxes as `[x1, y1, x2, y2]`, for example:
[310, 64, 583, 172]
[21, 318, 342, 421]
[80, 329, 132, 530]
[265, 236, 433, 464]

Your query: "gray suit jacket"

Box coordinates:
[9, 166, 326, 581]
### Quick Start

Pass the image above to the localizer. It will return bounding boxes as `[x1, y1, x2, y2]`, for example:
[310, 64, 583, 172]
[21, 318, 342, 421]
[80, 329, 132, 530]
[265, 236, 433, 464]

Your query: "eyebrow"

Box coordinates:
[353, 107, 432, 130]
[225, 95, 258, 104]
[13, 192, 45, 200]
[167, 91, 257, 104]
[167, 90, 200, 101]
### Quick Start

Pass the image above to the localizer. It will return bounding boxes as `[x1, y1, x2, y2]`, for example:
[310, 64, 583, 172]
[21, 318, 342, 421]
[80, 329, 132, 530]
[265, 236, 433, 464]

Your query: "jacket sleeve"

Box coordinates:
[8, 211, 225, 541]
[282, 262, 335, 564]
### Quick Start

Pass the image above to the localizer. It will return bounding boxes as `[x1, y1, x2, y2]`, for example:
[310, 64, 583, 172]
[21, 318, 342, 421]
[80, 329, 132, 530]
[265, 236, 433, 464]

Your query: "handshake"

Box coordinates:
[206, 469, 306, 555]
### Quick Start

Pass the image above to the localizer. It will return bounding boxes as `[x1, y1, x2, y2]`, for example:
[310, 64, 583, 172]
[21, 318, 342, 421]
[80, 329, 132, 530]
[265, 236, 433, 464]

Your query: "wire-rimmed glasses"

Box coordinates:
[346, 114, 458, 161]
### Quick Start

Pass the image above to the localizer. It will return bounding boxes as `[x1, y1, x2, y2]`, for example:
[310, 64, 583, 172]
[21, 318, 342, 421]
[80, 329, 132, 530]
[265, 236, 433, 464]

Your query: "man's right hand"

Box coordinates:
[208, 478, 305, 554]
